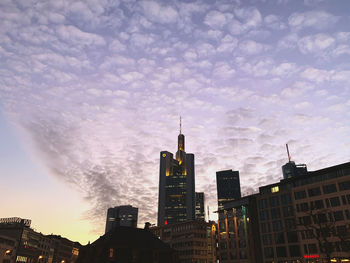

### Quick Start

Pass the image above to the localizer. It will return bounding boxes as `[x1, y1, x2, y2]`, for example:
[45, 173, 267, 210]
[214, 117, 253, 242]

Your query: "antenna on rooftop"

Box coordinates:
[286, 144, 291, 162]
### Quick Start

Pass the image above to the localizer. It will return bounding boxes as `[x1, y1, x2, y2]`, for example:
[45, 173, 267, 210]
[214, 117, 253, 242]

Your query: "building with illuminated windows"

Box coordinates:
[195, 192, 205, 221]
[105, 205, 138, 233]
[217, 161, 350, 263]
[216, 170, 241, 211]
[157, 121, 195, 227]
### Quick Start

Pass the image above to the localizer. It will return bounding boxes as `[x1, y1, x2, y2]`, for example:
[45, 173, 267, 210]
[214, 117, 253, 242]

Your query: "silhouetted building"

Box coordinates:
[282, 161, 307, 179]
[195, 192, 205, 221]
[216, 170, 241, 210]
[0, 234, 17, 263]
[150, 220, 217, 263]
[0, 217, 80, 263]
[105, 205, 138, 233]
[77, 226, 178, 263]
[281, 144, 307, 179]
[158, 120, 195, 226]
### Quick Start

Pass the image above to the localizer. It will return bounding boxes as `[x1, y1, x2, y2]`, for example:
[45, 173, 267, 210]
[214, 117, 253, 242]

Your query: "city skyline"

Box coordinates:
[1, 0, 350, 244]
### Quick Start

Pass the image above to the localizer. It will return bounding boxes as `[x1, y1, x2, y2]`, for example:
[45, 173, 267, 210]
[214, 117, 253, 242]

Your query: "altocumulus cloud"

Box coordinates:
[0, 0, 350, 234]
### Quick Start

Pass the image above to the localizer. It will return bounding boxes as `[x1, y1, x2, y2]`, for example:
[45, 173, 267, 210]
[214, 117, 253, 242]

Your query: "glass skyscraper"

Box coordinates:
[216, 169, 241, 210]
[157, 126, 195, 226]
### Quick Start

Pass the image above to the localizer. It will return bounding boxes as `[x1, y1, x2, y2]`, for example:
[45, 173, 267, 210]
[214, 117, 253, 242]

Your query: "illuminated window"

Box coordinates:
[271, 186, 279, 193]
[109, 248, 114, 258]
[162, 153, 166, 157]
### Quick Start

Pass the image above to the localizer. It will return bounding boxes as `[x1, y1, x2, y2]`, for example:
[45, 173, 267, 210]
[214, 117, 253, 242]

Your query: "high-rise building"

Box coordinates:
[157, 120, 195, 226]
[195, 192, 205, 221]
[105, 205, 138, 233]
[216, 169, 241, 210]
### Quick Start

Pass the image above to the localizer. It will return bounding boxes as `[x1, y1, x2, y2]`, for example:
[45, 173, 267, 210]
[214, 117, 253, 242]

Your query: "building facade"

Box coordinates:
[150, 220, 217, 263]
[258, 161, 350, 262]
[0, 218, 80, 263]
[196, 192, 205, 221]
[158, 128, 195, 226]
[217, 196, 262, 263]
[105, 205, 138, 233]
[216, 170, 241, 211]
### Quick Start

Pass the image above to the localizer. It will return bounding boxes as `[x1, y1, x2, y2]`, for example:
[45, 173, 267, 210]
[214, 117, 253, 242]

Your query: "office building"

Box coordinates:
[195, 192, 205, 221]
[150, 220, 217, 263]
[216, 170, 241, 210]
[217, 195, 262, 263]
[105, 205, 138, 233]
[157, 120, 195, 226]
[216, 161, 350, 262]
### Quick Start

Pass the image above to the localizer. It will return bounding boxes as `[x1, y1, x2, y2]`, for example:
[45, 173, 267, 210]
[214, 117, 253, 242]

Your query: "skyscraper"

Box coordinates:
[157, 119, 195, 226]
[105, 205, 138, 233]
[195, 192, 205, 221]
[216, 170, 241, 210]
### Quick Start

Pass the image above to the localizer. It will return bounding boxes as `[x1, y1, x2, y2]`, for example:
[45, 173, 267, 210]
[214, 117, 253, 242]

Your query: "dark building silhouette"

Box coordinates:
[158, 120, 195, 226]
[281, 144, 307, 179]
[0, 218, 80, 263]
[217, 161, 350, 262]
[105, 205, 138, 233]
[195, 192, 205, 221]
[76, 226, 178, 263]
[216, 170, 241, 210]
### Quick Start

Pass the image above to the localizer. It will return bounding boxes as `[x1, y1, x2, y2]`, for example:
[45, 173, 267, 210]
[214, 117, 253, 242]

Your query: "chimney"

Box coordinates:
[144, 222, 151, 230]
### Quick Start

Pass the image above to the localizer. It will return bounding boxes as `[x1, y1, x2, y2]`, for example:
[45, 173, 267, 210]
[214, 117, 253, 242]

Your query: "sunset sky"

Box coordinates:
[1, 0, 350, 244]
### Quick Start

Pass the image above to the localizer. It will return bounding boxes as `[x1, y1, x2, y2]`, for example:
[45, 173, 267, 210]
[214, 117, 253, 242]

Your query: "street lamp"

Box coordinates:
[5, 249, 12, 255]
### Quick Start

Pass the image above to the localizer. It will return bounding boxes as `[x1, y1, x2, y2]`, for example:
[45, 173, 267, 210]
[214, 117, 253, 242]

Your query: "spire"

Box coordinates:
[179, 116, 182, 134]
[286, 144, 291, 162]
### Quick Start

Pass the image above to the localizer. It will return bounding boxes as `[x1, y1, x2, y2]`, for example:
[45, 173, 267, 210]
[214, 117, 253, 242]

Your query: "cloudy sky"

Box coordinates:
[1, 0, 350, 244]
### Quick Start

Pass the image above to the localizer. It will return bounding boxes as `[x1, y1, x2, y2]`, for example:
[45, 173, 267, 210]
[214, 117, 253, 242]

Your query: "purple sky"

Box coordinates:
[1, 0, 350, 243]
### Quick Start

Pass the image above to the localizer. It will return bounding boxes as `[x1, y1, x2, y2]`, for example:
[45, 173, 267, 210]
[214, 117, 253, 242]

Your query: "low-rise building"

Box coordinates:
[150, 220, 217, 263]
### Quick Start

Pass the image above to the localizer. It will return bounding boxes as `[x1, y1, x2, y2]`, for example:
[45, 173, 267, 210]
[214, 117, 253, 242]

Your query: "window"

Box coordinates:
[285, 218, 296, 229]
[109, 248, 114, 258]
[275, 232, 285, 244]
[260, 210, 269, 221]
[287, 231, 298, 243]
[289, 245, 301, 257]
[259, 199, 267, 209]
[339, 180, 350, 191]
[271, 186, 279, 193]
[299, 216, 311, 225]
[323, 184, 337, 194]
[269, 196, 279, 207]
[272, 221, 282, 232]
[333, 211, 344, 221]
[283, 206, 294, 217]
[311, 199, 324, 209]
[330, 197, 340, 207]
[308, 187, 321, 197]
[341, 195, 347, 205]
[345, 210, 350, 220]
[263, 234, 273, 245]
[276, 246, 287, 257]
[300, 202, 309, 212]
[281, 193, 292, 204]
[271, 208, 281, 219]
[261, 222, 271, 233]
[264, 247, 274, 258]
[294, 190, 306, 200]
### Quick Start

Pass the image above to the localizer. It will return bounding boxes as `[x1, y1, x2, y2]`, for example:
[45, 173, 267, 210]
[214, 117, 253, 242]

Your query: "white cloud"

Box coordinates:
[140, 1, 178, 24]
[264, 14, 286, 30]
[298, 33, 335, 54]
[204, 10, 230, 29]
[56, 25, 106, 46]
[238, 40, 265, 55]
[288, 11, 339, 30]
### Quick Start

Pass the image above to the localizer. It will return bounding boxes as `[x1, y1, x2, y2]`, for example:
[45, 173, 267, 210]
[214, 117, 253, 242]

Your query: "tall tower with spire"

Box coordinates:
[157, 118, 195, 226]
